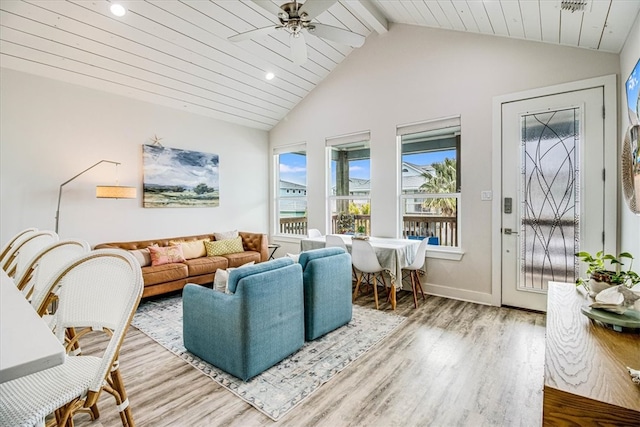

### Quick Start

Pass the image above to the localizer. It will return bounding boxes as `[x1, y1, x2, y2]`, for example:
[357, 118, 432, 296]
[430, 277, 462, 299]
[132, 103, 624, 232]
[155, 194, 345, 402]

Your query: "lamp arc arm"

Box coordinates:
[55, 160, 120, 233]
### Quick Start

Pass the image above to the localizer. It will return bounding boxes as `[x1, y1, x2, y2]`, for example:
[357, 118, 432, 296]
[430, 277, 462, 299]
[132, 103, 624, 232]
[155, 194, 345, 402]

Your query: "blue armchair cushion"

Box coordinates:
[298, 247, 353, 341]
[183, 258, 304, 381]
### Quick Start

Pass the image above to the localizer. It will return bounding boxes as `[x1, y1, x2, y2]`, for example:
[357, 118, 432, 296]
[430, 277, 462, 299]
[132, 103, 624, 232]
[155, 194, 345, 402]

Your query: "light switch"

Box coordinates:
[481, 191, 493, 201]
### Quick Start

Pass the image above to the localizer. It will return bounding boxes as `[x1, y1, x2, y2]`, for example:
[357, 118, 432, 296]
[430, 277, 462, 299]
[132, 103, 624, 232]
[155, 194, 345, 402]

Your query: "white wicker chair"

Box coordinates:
[28, 239, 91, 316]
[13, 239, 91, 313]
[3, 230, 59, 279]
[0, 227, 37, 268]
[351, 239, 388, 309]
[0, 249, 143, 427]
[401, 238, 428, 308]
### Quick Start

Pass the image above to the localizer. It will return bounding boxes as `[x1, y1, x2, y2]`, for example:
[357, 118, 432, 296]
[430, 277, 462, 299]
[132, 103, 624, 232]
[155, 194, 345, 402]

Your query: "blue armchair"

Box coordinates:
[182, 258, 304, 381]
[298, 247, 353, 341]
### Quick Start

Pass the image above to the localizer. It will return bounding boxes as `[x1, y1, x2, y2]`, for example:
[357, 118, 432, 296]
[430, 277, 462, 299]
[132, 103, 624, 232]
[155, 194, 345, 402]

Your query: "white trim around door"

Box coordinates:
[491, 75, 618, 308]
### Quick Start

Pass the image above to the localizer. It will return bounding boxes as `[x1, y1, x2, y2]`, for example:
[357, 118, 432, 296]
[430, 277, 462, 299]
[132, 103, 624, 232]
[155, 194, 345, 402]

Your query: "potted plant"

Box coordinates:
[575, 251, 640, 295]
[353, 225, 369, 240]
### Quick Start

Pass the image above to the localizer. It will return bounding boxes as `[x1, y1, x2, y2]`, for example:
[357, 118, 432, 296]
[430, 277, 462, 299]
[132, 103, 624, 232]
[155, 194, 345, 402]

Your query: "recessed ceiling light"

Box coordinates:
[110, 3, 127, 17]
[265, 72, 275, 81]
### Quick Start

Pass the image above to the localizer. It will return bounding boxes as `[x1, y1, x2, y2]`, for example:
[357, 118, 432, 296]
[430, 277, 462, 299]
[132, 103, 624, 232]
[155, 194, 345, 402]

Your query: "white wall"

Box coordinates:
[269, 24, 621, 304]
[0, 68, 269, 246]
[619, 13, 640, 263]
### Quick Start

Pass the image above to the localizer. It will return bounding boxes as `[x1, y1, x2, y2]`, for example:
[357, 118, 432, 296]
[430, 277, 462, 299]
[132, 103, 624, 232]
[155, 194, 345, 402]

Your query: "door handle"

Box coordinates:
[504, 228, 519, 235]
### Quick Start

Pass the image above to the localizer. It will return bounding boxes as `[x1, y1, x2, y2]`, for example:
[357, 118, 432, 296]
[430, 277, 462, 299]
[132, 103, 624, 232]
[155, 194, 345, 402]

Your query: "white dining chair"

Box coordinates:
[0, 249, 143, 427]
[14, 239, 91, 313]
[307, 228, 322, 238]
[3, 230, 59, 279]
[0, 227, 37, 269]
[325, 234, 358, 281]
[402, 237, 428, 308]
[351, 239, 388, 309]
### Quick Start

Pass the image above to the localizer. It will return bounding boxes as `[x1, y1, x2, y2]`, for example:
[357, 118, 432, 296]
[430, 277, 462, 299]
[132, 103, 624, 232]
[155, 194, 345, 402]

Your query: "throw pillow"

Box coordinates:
[213, 229, 238, 241]
[213, 261, 255, 294]
[148, 245, 186, 266]
[213, 268, 230, 293]
[170, 239, 208, 259]
[286, 253, 300, 263]
[129, 248, 152, 267]
[204, 236, 244, 256]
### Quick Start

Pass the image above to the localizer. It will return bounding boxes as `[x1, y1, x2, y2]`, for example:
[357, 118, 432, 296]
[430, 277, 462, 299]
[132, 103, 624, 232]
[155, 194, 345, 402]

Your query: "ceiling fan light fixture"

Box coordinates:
[231, 0, 362, 64]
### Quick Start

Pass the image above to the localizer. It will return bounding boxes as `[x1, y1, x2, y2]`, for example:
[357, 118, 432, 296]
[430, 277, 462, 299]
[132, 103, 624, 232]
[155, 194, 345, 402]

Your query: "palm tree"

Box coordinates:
[419, 158, 457, 216]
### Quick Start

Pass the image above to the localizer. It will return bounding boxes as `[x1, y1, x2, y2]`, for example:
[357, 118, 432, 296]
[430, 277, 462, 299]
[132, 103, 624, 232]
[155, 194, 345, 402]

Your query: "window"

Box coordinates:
[274, 144, 307, 236]
[399, 117, 461, 248]
[326, 131, 371, 234]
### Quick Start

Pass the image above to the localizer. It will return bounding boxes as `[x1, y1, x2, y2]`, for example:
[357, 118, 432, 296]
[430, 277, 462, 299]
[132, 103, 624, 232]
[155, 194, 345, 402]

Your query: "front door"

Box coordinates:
[501, 88, 604, 311]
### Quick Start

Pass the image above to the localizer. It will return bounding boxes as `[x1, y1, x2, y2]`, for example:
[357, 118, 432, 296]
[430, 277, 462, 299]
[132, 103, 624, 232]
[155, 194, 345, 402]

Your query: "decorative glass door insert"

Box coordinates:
[520, 108, 580, 291]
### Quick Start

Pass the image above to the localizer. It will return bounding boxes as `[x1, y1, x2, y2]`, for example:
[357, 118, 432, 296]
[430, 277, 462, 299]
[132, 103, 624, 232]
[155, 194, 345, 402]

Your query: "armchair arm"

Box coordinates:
[183, 284, 244, 373]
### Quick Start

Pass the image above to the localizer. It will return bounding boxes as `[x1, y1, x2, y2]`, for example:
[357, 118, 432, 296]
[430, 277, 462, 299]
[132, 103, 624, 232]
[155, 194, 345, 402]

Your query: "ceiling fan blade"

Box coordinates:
[309, 23, 365, 47]
[249, 0, 285, 18]
[228, 26, 281, 42]
[290, 32, 308, 65]
[298, 0, 337, 19]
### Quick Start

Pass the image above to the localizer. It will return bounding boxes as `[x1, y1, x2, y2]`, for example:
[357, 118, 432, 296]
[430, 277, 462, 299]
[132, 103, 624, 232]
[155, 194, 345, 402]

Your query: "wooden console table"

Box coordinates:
[543, 281, 640, 425]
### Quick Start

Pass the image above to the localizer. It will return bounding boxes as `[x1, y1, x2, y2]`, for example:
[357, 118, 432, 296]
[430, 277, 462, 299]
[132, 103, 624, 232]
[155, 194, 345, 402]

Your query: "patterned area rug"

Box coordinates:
[131, 294, 406, 421]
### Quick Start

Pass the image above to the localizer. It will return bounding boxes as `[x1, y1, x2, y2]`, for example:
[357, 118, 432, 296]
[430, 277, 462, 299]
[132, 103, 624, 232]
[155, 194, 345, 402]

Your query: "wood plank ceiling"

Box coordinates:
[1, 1, 638, 131]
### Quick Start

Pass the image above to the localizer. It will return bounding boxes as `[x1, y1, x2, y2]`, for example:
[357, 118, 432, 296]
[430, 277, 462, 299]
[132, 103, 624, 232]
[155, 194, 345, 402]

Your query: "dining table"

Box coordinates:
[0, 269, 66, 383]
[301, 234, 421, 310]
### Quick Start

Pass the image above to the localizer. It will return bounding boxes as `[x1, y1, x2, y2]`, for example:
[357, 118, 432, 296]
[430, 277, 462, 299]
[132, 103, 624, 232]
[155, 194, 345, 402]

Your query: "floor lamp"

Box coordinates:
[55, 160, 136, 233]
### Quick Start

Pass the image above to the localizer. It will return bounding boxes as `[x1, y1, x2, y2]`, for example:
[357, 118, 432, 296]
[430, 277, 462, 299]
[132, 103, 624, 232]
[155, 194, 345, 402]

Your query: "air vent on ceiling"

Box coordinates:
[561, 0, 589, 13]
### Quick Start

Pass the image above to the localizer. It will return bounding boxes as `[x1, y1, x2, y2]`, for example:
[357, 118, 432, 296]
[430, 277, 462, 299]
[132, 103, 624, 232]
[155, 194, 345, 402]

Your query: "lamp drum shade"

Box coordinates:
[96, 186, 137, 199]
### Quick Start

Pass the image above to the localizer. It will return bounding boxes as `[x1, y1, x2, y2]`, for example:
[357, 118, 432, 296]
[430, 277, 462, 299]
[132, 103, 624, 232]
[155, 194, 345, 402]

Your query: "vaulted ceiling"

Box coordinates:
[1, 1, 638, 131]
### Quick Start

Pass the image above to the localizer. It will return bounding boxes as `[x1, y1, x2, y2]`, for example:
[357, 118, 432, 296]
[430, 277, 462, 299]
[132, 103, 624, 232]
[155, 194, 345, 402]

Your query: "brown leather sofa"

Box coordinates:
[95, 232, 268, 298]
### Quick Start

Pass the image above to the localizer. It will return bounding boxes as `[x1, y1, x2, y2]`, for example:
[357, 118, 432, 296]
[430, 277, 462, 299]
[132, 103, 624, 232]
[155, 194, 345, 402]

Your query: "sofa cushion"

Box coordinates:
[214, 230, 238, 241]
[149, 245, 186, 266]
[142, 263, 188, 286]
[184, 256, 228, 277]
[129, 248, 152, 267]
[204, 237, 244, 257]
[223, 251, 261, 268]
[170, 239, 209, 259]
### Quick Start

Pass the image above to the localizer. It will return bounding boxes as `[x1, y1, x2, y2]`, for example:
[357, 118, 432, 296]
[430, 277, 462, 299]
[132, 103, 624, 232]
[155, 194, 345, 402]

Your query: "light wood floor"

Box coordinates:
[74, 290, 546, 427]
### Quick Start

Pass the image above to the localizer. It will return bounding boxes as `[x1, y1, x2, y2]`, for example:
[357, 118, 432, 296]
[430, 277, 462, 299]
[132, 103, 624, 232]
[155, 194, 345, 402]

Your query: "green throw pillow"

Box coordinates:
[205, 236, 244, 256]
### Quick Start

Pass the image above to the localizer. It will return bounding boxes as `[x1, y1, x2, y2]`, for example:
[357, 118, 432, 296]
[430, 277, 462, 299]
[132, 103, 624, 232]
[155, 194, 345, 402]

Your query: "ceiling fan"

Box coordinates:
[228, 0, 366, 65]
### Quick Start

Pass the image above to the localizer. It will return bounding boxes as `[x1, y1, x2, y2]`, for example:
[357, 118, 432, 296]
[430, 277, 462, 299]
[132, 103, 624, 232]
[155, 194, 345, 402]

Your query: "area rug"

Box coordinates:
[131, 294, 406, 421]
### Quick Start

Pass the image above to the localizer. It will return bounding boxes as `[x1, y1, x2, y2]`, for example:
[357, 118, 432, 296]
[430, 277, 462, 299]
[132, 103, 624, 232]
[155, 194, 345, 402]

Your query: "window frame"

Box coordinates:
[273, 143, 308, 237]
[398, 116, 463, 257]
[326, 131, 371, 235]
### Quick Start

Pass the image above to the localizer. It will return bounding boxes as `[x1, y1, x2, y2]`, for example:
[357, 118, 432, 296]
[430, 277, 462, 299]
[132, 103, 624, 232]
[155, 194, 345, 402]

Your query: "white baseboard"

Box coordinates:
[418, 282, 495, 306]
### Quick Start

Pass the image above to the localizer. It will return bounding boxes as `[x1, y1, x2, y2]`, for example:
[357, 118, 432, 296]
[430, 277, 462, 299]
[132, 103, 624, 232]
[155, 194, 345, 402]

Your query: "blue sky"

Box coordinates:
[279, 150, 456, 186]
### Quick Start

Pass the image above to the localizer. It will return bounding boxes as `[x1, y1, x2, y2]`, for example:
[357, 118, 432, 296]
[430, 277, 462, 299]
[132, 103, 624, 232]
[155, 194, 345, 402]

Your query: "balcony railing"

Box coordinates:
[279, 215, 458, 247]
[279, 217, 310, 235]
[401, 215, 458, 246]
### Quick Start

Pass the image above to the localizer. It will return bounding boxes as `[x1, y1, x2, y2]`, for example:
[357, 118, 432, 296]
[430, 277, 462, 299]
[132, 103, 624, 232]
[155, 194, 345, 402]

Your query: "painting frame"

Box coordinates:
[142, 144, 219, 208]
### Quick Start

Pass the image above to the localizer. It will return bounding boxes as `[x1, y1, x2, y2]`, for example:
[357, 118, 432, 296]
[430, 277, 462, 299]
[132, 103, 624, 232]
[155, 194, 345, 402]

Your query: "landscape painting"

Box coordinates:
[143, 144, 219, 208]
